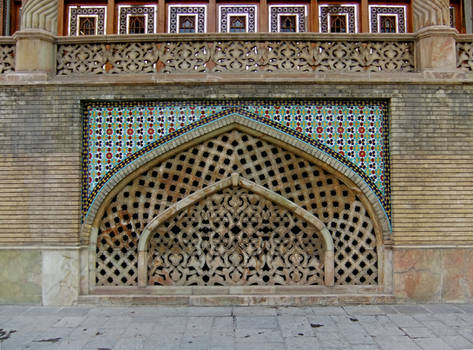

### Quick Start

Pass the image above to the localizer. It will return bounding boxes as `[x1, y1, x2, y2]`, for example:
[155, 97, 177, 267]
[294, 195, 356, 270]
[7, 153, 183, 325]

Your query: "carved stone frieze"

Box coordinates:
[56, 38, 415, 75]
[212, 41, 261, 72]
[108, 43, 159, 74]
[0, 44, 15, 73]
[313, 41, 414, 72]
[159, 41, 210, 73]
[457, 42, 473, 71]
[57, 44, 109, 75]
[148, 187, 325, 286]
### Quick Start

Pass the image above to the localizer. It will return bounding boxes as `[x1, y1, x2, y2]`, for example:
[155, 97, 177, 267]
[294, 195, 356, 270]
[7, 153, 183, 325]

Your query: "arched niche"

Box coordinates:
[137, 174, 335, 288]
[85, 117, 390, 293]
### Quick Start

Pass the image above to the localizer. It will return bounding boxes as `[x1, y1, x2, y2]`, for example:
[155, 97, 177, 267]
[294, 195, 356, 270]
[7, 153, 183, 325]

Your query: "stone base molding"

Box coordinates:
[13, 29, 55, 75]
[416, 26, 458, 71]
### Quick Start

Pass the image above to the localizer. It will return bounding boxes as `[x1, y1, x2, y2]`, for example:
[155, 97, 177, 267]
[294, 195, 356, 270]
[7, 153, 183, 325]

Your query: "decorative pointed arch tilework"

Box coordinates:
[82, 100, 390, 222]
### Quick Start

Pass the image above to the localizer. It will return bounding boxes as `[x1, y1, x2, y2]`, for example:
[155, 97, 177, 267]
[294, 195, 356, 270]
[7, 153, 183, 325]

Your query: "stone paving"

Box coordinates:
[0, 304, 472, 350]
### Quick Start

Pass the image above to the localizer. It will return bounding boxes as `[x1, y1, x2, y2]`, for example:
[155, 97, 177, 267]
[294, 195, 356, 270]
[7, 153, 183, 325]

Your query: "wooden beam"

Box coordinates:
[0, 0, 4, 36]
[465, 0, 472, 33]
[310, 0, 318, 32]
[158, 0, 165, 33]
[260, 0, 268, 31]
[106, 0, 115, 34]
[208, 0, 216, 32]
[57, 0, 65, 36]
[361, 0, 369, 32]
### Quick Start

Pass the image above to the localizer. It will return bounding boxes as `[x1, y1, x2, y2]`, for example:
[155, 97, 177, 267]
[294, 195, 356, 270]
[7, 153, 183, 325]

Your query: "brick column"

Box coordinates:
[412, 0, 457, 71]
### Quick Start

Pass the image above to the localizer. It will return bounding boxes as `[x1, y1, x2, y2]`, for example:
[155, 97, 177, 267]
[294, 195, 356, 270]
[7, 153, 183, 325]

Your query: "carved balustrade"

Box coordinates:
[55, 33, 416, 75]
[457, 35, 473, 72]
[0, 38, 16, 73]
[2, 33, 473, 76]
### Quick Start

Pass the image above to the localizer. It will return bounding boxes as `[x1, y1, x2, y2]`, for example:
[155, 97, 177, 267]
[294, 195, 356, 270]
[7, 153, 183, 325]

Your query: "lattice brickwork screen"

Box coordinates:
[97, 130, 378, 287]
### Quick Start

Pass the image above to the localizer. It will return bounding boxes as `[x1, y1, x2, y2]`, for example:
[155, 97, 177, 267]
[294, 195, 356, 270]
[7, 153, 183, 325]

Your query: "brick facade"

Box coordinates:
[0, 81, 472, 303]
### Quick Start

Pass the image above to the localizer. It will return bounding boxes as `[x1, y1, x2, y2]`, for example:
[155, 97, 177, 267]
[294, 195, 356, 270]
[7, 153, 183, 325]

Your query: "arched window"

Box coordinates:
[229, 16, 246, 32]
[79, 17, 96, 35]
[280, 15, 296, 32]
[179, 15, 196, 33]
[330, 14, 347, 33]
[129, 15, 146, 34]
[379, 15, 396, 33]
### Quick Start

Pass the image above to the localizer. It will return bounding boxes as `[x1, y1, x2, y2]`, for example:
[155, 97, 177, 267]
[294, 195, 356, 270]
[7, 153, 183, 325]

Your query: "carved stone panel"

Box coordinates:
[148, 187, 324, 286]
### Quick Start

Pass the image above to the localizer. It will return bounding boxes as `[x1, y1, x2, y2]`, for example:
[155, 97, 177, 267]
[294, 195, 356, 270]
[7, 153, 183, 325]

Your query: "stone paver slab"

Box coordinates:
[414, 337, 454, 350]
[344, 305, 386, 316]
[235, 328, 283, 343]
[236, 316, 278, 329]
[388, 314, 423, 327]
[401, 327, 436, 339]
[421, 305, 465, 314]
[232, 307, 277, 317]
[374, 335, 422, 350]
[441, 335, 473, 349]
[278, 316, 313, 337]
[235, 342, 286, 350]
[394, 305, 429, 314]
[311, 306, 347, 316]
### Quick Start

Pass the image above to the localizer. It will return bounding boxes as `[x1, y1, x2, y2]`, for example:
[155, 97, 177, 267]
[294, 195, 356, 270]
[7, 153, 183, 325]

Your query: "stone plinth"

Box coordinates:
[416, 26, 458, 71]
[13, 29, 56, 76]
[394, 248, 473, 302]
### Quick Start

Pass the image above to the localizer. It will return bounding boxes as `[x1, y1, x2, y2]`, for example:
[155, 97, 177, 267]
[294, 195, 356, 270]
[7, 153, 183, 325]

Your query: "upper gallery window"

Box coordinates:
[229, 16, 246, 32]
[68, 6, 107, 36]
[330, 14, 347, 33]
[269, 5, 307, 32]
[168, 5, 207, 33]
[118, 5, 157, 34]
[79, 16, 96, 35]
[219, 5, 257, 32]
[280, 15, 296, 32]
[129, 16, 146, 34]
[319, 5, 358, 33]
[379, 15, 396, 32]
[369, 5, 407, 33]
[179, 15, 196, 32]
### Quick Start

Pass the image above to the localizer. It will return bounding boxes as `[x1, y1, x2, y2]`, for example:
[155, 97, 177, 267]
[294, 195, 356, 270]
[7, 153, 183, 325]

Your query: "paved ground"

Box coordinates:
[0, 304, 472, 350]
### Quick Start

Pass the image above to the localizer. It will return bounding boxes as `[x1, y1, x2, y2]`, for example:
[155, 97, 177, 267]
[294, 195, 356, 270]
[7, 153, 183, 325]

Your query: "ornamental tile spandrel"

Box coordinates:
[82, 100, 389, 222]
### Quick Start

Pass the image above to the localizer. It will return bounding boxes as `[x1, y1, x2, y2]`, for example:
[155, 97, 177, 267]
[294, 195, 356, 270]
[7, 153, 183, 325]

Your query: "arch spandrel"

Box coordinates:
[91, 126, 383, 290]
[85, 114, 390, 236]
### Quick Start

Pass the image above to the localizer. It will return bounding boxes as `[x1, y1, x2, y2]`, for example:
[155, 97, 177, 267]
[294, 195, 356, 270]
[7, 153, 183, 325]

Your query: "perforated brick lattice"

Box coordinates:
[96, 130, 378, 286]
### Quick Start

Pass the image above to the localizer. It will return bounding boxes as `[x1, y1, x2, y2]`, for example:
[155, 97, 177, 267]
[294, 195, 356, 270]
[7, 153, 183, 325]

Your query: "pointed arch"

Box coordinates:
[86, 117, 389, 292]
[136, 173, 335, 287]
